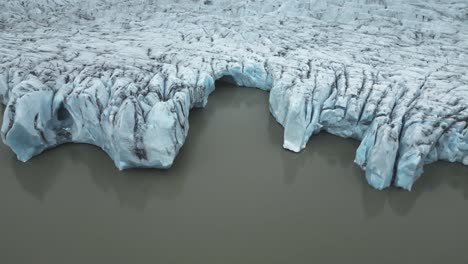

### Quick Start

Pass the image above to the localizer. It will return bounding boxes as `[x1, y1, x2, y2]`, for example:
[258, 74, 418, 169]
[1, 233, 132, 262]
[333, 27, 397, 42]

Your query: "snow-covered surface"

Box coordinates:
[1, 0, 467, 190]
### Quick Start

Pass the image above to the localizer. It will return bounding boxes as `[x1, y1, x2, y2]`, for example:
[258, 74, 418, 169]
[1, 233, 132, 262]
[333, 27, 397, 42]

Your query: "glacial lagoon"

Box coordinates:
[1, 82, 468, 263]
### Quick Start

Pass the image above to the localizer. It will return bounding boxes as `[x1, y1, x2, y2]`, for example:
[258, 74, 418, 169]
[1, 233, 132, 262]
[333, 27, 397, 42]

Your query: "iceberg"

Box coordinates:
[1, 0, 467, 190]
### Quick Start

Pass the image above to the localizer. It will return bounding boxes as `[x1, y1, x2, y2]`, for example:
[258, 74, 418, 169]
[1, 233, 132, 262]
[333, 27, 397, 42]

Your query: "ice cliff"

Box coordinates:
[1, 0, 467, 190]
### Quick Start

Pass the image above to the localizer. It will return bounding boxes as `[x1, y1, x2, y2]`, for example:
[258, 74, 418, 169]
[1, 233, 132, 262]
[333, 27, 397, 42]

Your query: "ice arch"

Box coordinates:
[211, 64, 317, 157]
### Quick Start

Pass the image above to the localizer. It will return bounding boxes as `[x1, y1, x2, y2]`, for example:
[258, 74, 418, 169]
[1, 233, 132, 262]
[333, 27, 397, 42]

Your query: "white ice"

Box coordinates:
[1, 0, 468, 190]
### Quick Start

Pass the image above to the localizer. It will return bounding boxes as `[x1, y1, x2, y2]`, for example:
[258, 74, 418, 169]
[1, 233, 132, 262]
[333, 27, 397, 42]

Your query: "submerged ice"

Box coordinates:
[1, 0, 467, 190]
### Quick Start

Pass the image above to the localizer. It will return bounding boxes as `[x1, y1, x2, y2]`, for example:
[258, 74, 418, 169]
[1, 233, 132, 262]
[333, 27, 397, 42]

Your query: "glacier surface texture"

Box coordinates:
[1, 0, 467, 190]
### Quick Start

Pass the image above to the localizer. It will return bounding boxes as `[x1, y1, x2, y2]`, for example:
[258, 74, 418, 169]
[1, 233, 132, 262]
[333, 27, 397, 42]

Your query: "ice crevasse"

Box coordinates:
[0, 0, 468, 190]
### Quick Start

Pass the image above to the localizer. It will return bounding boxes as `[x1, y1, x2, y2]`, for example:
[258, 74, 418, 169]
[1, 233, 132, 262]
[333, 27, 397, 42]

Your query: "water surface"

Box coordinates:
[1, 82, 468, 263]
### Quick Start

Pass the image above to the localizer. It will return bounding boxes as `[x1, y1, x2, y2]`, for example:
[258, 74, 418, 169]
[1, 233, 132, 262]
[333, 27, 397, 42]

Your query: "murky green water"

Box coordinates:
[1, 82, 468, 263]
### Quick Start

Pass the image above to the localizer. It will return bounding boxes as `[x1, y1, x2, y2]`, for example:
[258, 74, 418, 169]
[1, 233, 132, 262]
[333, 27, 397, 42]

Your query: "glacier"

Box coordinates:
[0, 0, 467, 190]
